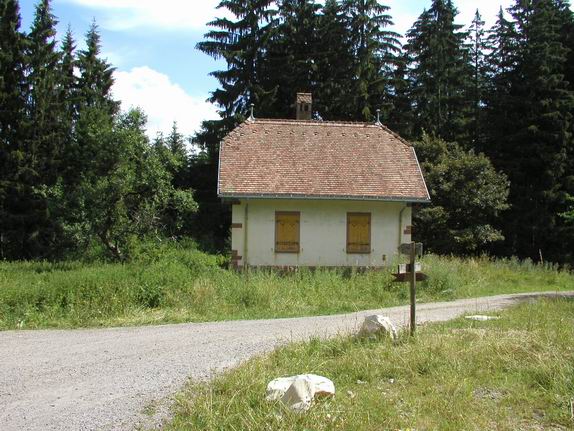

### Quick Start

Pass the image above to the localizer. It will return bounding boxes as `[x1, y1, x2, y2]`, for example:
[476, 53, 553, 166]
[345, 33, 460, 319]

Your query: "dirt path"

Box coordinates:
[1, 291, 571, 431]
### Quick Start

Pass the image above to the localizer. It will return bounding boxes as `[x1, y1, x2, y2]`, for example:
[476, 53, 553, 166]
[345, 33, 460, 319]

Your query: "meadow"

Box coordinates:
[0, 243, 572, 330]
[168, 298, 574, 430]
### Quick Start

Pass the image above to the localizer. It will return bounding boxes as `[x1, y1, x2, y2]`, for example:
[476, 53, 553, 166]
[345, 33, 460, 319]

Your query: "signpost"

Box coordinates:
[394, 242, 425, 336]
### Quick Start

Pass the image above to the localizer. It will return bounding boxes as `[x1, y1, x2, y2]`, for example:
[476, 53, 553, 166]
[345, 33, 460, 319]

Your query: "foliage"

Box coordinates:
[404, 0, 472, 143]
[0, 250, 571, 330]
[0, 1, 197, 260]
[414, 134, 510, 254]
[67, 109, 197, 260]
[168, 298, 574, 430]
[1, 0, 574, 264]
[484, 0, 574, 263]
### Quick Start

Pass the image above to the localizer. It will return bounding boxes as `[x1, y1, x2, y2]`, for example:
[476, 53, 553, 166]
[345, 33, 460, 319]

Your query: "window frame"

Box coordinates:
[274, 211, 301, 254]
[346, 212, 372, 254]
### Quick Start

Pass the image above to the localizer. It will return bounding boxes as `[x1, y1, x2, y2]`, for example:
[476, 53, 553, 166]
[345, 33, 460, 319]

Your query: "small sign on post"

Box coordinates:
[393, 242, 426, 336]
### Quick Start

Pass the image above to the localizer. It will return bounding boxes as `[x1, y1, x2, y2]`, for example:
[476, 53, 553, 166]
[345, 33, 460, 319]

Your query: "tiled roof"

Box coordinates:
[296, 93, 312, 104]
[218, 119, 430, 202]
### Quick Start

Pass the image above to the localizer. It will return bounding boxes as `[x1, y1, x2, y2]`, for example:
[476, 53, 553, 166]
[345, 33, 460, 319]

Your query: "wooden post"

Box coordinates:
[410, 241, 416, 336]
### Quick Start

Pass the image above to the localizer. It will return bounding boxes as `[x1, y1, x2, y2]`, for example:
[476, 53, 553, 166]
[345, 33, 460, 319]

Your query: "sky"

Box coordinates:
[18, 0, 565, 137]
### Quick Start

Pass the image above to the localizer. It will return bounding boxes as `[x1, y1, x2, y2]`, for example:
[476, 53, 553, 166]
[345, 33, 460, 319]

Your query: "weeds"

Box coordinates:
[0, 247, 572, 330]
[168, 298, 574, 430]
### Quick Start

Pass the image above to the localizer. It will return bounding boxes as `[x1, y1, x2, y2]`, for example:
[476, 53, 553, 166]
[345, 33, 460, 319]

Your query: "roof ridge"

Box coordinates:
[252, 118, 378, 127]
[244, 118, 413, 147]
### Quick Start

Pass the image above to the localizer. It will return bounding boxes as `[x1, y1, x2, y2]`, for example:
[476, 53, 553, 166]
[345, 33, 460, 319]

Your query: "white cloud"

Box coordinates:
[112, 66, 218, 137]
[61, 0, 228, 31]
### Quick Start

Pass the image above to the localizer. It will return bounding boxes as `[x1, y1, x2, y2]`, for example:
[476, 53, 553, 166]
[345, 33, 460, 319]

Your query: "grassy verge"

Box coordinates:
[0, 244, 572, 330]
[168, 298, 574, 430]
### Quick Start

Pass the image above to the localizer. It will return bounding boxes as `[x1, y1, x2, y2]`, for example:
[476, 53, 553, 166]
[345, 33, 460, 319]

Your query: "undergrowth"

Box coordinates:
[169, 298, 574, 430]
[0, 243, 572, 330]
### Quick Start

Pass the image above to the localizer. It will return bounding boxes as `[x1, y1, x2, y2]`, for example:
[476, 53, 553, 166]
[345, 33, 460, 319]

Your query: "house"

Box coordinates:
[218, 93, 430, 269]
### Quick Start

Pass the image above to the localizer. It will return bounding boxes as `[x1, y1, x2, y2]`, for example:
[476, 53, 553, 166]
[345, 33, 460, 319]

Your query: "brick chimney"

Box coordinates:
[296, 93, 312, 120]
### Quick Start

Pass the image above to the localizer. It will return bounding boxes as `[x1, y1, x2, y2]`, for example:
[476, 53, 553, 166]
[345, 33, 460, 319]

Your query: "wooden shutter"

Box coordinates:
[347, 213, 371, 254]
[275, 212, 300, 253]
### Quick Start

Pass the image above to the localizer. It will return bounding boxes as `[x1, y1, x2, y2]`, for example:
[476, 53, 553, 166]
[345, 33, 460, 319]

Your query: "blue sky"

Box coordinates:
[19, 0, 565, 137]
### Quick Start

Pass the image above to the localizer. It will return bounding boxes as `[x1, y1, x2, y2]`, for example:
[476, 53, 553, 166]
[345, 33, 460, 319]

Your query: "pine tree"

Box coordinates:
[405, 0, 472, 143]
[0, 0, 27, 170]
[263, 0, 321, 118]
[77, 21, 118, 115]
[27, 0, 62, 185]
[59, 27, 77, 132]
[313, 0, 355, 120]
[197, 0, 277, 118]
[467, 10, 490, 149]
[386, 53, 414, 138]
[341, 0, 401, 120]
[498, 0, 574, 261]
[70, 22, 118, 181]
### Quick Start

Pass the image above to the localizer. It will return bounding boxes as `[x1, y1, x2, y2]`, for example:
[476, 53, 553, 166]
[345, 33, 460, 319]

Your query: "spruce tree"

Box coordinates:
[405, 0, 472, 143]
[0, 0, 45, 259]
[264, 0, 321, 118]
[59, 27, 77, 135]
[313, 0, 355, 120]
[0, 0, 27, 169]
[467, 10, 490, 149]
[483, 8, 518, 165]
[386, 53, 414, 138]
[27, 0, 62, 185]
[341, 0, 401, 120]
[499, 0, 574, 261]
[71, 22, 118, 181]
[77, 21, 118, 115]
[56, 27, 78, 189]
[197, 0, 276, 118]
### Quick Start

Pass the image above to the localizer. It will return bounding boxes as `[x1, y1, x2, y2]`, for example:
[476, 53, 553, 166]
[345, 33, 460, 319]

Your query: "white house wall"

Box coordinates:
[231, 199, 412, 268]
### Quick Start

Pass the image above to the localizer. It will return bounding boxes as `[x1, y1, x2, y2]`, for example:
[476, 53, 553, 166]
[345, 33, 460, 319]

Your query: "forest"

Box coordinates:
[1, 0, 573, 264]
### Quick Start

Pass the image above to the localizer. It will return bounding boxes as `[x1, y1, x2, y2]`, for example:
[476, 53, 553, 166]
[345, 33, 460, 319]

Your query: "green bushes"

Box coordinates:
[0, 248, 572, 330]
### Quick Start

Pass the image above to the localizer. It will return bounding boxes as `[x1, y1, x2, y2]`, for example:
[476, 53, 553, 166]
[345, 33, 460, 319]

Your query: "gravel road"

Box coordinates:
[1, 291, 571, 431]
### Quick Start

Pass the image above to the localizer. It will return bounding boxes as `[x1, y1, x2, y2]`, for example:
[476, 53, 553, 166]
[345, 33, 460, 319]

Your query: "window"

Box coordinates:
[275, 212, 300, 253]
[347, 213, 371, 254]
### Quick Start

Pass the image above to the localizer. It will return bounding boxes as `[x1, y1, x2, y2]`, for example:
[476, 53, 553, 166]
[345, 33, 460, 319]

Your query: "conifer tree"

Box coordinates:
[264, 0, 320, 118]
[405, 0, 472, 143]
[498, 0, 574, 261]
[77, 21, 117, 114]
[0, 0, 27, 169]
[483, 8, 518, 164]
[197, 0, 277, 118]
[312, 0, 354, 120]
[0, 0, 45, 259]
[386, 53, 414, 138]
[71, 22, 118, 181]
[467, 10, 490, 149]
[27, 0, 62, 184]
[341, 0, 401, 120]
[59, 27, 77, 131]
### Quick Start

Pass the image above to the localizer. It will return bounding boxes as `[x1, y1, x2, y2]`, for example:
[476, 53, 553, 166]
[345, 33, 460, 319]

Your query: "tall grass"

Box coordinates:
[0, 245, 572, 330]
[168, 298, 574, 430]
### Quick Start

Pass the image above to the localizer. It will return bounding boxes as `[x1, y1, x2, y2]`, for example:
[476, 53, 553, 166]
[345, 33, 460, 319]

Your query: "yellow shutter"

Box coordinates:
[347, 213, 371, 254]
[275, 212, 300, 253]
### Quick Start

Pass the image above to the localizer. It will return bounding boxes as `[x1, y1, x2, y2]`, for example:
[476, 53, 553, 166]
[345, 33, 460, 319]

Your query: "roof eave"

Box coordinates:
[219, 192, 431, 204]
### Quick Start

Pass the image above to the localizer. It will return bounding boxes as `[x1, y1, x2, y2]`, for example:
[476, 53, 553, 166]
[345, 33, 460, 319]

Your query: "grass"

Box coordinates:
[168, 298, 574, 430]
[0, 244, 572, 330]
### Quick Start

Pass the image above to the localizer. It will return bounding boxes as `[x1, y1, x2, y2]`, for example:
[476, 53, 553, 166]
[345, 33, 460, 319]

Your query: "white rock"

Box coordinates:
[266, 374, 335, 412]
[360, 315, 398, 340]
[280, 377, 315, 412]
[266, 374, 335, 402]
[465, 315, 500, 321]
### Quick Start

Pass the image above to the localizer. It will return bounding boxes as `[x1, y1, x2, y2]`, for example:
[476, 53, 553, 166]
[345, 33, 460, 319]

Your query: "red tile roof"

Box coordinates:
[218, 119, 430, 202]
